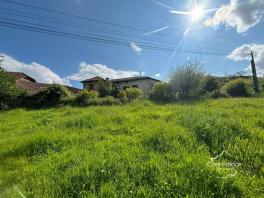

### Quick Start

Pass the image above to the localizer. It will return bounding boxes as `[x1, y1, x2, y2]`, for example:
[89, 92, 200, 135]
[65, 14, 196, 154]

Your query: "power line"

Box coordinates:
[0, 16, 235, 54]
[0, 19, 250, 56]
[0, 6, 234, 52]
[1, 0, 239, 50]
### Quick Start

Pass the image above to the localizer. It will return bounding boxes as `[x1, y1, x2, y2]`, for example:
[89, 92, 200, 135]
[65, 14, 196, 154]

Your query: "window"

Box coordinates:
[89, 84, 94, 90]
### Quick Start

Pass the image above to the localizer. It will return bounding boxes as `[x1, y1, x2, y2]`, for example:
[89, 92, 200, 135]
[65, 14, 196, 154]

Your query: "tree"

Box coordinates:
[169, 62, 205, 98]
[98, 79, 112, 97]
[0, 67, 23, 110]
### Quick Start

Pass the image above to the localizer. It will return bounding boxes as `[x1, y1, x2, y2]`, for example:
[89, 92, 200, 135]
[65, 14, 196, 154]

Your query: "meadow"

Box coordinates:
[0, 98, 263, 197]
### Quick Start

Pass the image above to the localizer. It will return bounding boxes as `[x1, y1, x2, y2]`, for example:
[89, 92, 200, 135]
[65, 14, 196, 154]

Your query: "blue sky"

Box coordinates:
[0, 0, 264, 88]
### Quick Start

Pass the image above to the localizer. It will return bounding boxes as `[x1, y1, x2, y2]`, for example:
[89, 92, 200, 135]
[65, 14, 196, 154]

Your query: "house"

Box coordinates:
[81, 76, 160, 95]
[7, 72, 81, 95]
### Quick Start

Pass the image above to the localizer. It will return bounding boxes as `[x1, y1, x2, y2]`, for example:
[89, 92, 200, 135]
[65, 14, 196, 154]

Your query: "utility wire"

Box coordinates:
[0, 20, 250, 56]
[0, 7, 234, 52]
[0, 16, 235, 54]
[1, 0, 240, 50]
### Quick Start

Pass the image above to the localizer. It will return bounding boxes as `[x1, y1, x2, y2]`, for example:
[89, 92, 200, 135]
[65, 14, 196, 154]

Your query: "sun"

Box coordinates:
[190, 6, 204, 22]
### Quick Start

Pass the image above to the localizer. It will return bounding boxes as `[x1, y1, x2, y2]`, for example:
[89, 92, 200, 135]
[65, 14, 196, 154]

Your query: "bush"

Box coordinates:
[150, 82, 174, 102]
[84, 96, 118, 106]
[222, 78, 253, 97]
[124, 88, 143, 102]
[98, 79, 112, 97]
[205, 90, 229, 99]
[97, 96, 117, 105]
[169, 62, 205, 99]
[0, 67, 24, 110]
[74, 90, 99, 106]
[200, 76, 219, 95]
[28, 84, 69, 108]
[117, 91, 128, 103]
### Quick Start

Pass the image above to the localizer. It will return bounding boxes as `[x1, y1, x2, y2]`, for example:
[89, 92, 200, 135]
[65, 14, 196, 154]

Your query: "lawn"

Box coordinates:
[0, 99, 263, 197]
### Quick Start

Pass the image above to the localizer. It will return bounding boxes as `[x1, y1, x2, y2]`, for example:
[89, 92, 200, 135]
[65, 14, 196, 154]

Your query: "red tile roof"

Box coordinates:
[7, 72, 36, 82]
[6, 72, 81, 95]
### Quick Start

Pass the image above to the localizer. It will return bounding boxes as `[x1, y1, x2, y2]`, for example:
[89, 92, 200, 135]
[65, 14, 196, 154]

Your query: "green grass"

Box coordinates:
[0, 99, 264, 197]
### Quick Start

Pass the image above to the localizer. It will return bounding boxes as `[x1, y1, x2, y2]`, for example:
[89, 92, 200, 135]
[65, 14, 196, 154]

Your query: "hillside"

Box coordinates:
[0, 99, 263, 197]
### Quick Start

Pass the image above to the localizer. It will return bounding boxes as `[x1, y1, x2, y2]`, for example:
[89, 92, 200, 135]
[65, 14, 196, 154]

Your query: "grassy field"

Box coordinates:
[0, 99, 263, 197]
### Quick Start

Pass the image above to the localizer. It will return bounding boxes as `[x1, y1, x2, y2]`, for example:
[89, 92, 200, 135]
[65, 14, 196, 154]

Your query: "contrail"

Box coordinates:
[169, 10, 189, 15]
[152, 0, 176, 10]
[143, 26, 169, 36]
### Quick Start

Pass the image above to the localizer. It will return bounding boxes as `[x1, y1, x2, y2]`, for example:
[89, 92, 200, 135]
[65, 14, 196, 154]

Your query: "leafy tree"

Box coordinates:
[98, 79, 112, 97]
[169, 62, 205, 99]
[0, 67, 23, 110]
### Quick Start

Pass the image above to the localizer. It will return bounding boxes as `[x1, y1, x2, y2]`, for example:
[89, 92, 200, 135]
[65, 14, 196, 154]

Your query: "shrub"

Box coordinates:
[205, 90, 229, 99]
[124, 88, 143, 102]
[200, 76, 219, 95]
[222, 78, 253, 97]
[98, 96, 117, 105]
[117, 91, 128, 103]
[98, 79, 112, 97]
[169, 62, 205, 99]
[85, 96, 118, 106]
[74, 90, 99, 106]
[150, 82, 174, 102]
[0, 67, 24, 110]
[29, 84, 69, 108]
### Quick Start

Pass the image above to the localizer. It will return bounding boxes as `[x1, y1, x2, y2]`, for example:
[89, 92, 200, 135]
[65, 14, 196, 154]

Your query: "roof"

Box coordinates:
[6, 71, 81, 95]
[81, 76, 104, 83]
[111, 76, 160, 83]
[81, 76, 160, 83]
[7, 72, 36, 83]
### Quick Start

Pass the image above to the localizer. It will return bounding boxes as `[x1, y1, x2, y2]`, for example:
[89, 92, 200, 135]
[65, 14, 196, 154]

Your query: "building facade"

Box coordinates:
[81, 76, 160, 95]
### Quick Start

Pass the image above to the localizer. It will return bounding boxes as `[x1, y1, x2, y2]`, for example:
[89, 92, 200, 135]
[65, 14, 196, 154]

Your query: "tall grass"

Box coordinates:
[0, 99, 263, 197]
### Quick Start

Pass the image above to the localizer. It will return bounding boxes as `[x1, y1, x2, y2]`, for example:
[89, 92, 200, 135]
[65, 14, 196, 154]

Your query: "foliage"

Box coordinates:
[200, 76, 219, 95]
[222, 78, 253, 97]
[74, 90, 99, 106]
[124, 87, 143, 101]
[169, 62, 205, 99]
[117, 91, 128, 103]
[74, 91, 118, 106]
[28, 84, 69, 108]
[150, 82, 174, 102]
[0, 99, 264, 197]
[98, 79, 112, 97]
[0, 67, 24, 110]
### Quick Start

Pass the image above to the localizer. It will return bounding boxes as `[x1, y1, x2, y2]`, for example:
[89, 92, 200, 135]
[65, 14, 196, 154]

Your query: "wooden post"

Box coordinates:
[251, 51, 259, 92]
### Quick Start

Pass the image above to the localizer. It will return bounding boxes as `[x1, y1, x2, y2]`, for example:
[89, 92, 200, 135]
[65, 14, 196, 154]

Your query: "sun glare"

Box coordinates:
[190, 6, 204, 22]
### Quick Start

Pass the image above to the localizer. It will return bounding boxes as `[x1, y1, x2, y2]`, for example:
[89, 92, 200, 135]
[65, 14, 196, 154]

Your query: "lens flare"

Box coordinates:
[190, 6, 204, 22]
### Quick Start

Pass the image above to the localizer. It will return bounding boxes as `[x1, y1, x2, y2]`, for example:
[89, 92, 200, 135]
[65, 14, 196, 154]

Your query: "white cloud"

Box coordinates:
[204, 0, 264, 33]
[155, 73, 161, 78]
[130, 43, 142, 55]
[66, 63, 140, 81]
[227, 44, 264, 74]
[0, 53, 70, 85]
